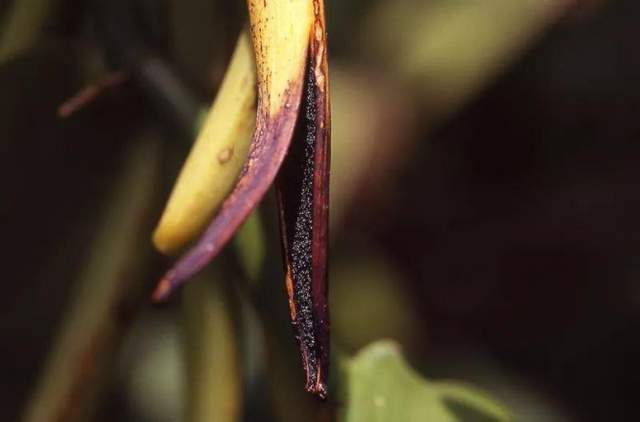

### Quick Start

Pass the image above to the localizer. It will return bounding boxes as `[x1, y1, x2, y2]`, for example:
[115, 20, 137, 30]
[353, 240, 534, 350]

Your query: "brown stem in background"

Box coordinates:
[58, 70, 130, 118]
[92, 0, 203, 138]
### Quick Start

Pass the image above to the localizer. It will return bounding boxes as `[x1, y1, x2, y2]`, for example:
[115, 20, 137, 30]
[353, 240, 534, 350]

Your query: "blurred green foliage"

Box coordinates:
[342, 341, 512, 422]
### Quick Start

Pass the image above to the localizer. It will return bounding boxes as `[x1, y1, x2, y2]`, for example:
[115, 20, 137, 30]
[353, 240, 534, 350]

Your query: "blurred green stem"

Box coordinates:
[182, 269, 243, 422]
[21, 135, 162, 422]
[365, 0, 575, 121]
[0, 0, 62, 62]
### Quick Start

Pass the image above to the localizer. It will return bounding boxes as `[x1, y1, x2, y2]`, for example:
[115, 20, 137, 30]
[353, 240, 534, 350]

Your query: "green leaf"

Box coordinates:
[342, 341, 513, 422]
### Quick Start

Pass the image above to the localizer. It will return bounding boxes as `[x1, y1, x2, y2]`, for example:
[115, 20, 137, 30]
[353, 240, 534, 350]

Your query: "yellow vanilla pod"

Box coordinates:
[151, 0, 319, 301]
[153, 32, 256, 255]
[248, 0, 314, 117]
[154, 0, 316, 256]
[152, 0, 332, 399]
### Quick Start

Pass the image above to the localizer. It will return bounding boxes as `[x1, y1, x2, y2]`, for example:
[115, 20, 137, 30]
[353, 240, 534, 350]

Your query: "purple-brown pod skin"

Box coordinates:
[151, 78, 306, 303]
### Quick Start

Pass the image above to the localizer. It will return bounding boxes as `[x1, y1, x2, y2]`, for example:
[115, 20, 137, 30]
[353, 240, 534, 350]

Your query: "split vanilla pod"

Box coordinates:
[152, 0, 331, 399]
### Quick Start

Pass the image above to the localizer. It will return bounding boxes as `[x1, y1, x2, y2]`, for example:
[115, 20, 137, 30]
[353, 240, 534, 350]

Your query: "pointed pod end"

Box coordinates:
[307, 382, 328, 401]
[151, 276, 173, 304]
[305, 361, 328, 401]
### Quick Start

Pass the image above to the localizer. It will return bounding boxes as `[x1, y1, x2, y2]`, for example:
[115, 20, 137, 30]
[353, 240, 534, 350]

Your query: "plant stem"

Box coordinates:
[0, 0, 62, 62]
[182, 269, 243, 422]
[20, 135, 162, 422]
